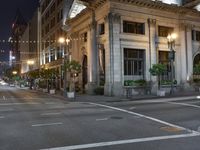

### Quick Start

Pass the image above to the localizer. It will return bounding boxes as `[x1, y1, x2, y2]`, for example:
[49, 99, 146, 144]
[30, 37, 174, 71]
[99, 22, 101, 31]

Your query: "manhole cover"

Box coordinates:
[160, 126, 183, 132]
[110, 116, 123, 120]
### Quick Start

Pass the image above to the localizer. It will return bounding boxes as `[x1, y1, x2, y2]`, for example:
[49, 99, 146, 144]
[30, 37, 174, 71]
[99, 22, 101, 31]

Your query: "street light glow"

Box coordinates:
[12, 71, 17, 75]
[58, 37, 65, 44]
[66, 38, 70, 45]
[167, 33, 177, 42]
[27, 60, 34, 65]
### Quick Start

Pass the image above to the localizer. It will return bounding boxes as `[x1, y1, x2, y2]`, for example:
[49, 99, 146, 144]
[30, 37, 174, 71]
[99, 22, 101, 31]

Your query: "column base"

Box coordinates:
[104, 82, 122, 96]
[86, 82, 97, 94]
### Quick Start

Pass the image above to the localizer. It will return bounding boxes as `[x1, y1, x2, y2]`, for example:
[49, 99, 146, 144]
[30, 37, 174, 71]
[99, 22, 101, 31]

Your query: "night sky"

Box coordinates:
[0, 0, 39, 62]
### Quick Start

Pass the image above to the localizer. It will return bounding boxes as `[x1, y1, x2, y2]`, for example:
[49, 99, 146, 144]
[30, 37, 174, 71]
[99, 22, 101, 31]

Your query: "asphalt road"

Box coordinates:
[0, 85, 200, 150]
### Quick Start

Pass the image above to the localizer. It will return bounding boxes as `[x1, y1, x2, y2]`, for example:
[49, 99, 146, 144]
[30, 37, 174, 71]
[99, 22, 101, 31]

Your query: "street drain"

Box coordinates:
[110, 116, 123, 120]
[160, 126, 183, 132]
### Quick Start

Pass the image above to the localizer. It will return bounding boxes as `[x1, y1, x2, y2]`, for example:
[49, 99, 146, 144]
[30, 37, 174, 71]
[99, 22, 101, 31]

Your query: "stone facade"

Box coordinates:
[64, 0, 200, 96]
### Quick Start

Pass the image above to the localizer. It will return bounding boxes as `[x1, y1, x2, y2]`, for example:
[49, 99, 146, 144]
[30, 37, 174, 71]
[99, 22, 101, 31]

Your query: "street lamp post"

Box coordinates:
[167, 33, 176, 94]
[58, 37, 70, 97]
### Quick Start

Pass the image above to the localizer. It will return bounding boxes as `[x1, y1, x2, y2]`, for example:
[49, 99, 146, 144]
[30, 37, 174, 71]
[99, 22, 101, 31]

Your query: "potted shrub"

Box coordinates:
[65, 60, 81, 98]
[192, 64, 200, 91]
[149, 63, 166, 96]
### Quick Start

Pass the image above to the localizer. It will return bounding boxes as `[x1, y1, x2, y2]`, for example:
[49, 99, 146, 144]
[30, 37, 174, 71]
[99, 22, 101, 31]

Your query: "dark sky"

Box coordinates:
[0, 0, 39, 62]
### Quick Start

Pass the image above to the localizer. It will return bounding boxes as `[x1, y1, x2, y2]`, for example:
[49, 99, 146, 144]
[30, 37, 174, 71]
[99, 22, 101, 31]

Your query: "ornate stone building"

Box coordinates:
[63, 0, 200, 96]
[11, 9, 27, 74]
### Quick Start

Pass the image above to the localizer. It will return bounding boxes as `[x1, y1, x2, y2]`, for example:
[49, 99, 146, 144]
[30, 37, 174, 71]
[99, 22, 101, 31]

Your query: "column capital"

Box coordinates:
[179, 23, 194, 31]
[104, 13, 121, 24]
[147, 18, 156, 27]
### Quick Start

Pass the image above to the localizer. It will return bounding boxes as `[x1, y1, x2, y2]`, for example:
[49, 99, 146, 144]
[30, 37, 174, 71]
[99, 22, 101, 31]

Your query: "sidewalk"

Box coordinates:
[50, 90, 200, 103]
[18, 86, 200, 103]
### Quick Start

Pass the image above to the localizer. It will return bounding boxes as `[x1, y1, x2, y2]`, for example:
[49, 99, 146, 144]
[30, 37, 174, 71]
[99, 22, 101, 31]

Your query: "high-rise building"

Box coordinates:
[11, 9, 27, 74]
[19, 8, 41, 75]
[39, 0, 73, 90]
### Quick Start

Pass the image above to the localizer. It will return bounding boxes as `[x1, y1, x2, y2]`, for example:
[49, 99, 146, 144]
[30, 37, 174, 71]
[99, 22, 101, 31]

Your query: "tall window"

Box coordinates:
[158, 26, 174, 37]
[124, 48, 145, 76]
[45, 53, 49, 63]
[99, 23, 105, 35]
[192, 30, 200, 41]
[50, 49, 55, 62]
[123, 21, 145, 34]
[57, 46, 63, 59]
[159, 51, 171, 80]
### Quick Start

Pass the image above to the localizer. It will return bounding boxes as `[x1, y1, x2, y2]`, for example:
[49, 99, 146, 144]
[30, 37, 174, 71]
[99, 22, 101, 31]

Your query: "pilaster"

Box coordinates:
[87, 11, 98, 94]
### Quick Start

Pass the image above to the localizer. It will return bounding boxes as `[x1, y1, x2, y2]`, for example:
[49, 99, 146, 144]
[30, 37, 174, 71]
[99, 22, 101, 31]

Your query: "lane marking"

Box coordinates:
[0, 116, 5, 119]
[129, 106, 136, 110]
[3, 96, 6, 100]
[96, 118, 109, 121]
[167, 102, 200, 109]
[32, 122, 63, 127]
[0, 102, 40, 106]
[42, 132, 200, 150]
[41, 112, 61, 116]
[0, 108, 14, 112]
[45, 102, 58, 105]
[89, 103, 197, 134]
[187, 101, 200, 104]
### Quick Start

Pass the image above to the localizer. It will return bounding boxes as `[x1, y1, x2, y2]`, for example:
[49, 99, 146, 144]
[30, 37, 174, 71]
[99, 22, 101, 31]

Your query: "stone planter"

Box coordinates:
[67, 92, 75, 98]
[43, 88, 48, 93]
[157, 90, 165, 96]
[50, 89, 55, 94]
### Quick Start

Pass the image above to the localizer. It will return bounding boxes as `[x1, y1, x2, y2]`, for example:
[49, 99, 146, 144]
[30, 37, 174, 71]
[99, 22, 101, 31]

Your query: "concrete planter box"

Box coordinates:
[157, 90, 165, 96]
[67, 92, 75, 98]
[43, 89, 48, 93]
[50, 89, 55, 94]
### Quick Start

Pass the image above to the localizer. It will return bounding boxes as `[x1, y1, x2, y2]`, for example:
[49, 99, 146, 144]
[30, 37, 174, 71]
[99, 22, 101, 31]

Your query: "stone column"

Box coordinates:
[87, 11, 98, 94]
[147, 18, 157, 93]
[104, 13, 121, 96]
[179, 24, 187, 84]
[186, 24, 193, 80]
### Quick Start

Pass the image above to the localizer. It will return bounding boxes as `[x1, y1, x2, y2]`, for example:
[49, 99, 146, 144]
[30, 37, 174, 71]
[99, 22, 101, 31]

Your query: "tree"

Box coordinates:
[64, 60, 81, 92]
[149, 63, 166, 90]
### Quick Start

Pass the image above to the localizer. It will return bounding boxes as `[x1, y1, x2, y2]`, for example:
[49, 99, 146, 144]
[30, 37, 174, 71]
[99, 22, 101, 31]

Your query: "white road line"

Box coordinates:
[0, 102, 40, 106]
[96, 118, 109, 121]
[89, 103, 197, 134]
[3, 96, 5, 100]
[41, 112, 61, 116]
[129, 106, 136, 110]
[45, 102, 58, 105]
[42, 132, 200, 150]
[196, 96, 200, 99]
[0, 108, 14, 112]
[167, 102, 200, 109]
[32, 122, 63, 127]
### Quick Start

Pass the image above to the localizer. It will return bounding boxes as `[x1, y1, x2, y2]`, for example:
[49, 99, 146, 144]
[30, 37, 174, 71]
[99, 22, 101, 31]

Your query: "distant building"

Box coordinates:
[11, 9, 27, 74]
[19, 9, 41, 75]
[39, 0, 73, 90]
[63, 0, 200, 96]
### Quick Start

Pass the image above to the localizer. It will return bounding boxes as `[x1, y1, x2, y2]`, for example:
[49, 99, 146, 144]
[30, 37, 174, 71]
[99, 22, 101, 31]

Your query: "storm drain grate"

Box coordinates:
[160, 126, 183, 132]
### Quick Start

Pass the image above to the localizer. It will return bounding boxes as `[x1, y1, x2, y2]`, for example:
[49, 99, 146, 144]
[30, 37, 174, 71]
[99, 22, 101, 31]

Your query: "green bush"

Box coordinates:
[94, 87, 104, 95]
[160, 80, 177, 85]
[124, 79, 146, 86]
